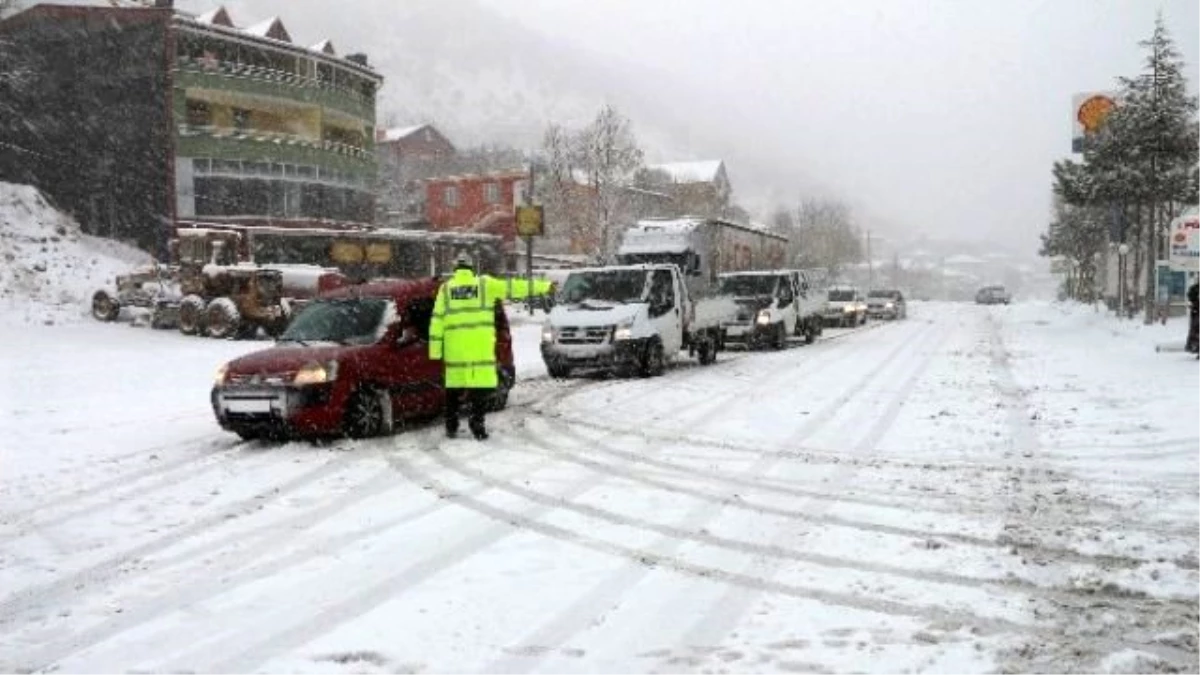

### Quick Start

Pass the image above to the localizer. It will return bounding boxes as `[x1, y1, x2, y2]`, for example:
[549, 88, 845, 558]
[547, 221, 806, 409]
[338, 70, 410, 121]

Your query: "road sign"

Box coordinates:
[516, 205, 544, 237]
[1168, 208, 1199, 271]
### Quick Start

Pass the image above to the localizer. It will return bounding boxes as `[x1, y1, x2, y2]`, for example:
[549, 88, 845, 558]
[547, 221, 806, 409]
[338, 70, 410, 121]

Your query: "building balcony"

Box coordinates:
[174, 56, 375, 123]
[176, 124, 375, 176]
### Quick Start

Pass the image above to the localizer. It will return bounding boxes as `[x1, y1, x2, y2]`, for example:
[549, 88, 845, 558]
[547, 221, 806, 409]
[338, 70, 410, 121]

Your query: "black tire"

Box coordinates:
[205, 297, 241, 339]
[235, 430, 261, 442]
[805, 323, 817, 344]
[640, 341, 666, 377]
[343, 388, 385, 439]
[91, 290, 120, 322]
[178, 295, 206, 335]
[547, 362, 572, 379]
[696, 338, 717, 365]
[771, 323, 786, 350]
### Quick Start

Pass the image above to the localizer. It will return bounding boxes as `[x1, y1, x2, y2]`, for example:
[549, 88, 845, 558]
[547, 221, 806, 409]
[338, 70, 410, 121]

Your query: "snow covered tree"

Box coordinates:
[783, 199, 863, 276]
[1039, 198, 1108, 301]
[572, 104, 644, 259]
[535, 107, 645, 258]
[1044, 15, 1198, 317]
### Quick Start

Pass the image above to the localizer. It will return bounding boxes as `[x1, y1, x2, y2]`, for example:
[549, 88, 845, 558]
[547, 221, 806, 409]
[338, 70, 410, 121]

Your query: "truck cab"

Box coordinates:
[717, 271, 798, 349]
[540, 264, 724, 378]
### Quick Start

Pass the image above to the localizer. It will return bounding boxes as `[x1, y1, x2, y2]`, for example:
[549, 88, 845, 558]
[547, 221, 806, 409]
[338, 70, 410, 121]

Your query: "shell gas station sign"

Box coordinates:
[1071, 92, 1117, 153]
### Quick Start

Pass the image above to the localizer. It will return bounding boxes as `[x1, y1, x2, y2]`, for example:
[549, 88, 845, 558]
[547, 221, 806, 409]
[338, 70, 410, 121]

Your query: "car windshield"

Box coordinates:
[560, 270, 648, 305]
[719, 275, 779, 297]
[828, 289, 856, 301]
[869, 290, 898, 298]
[280, 298, 387, 344]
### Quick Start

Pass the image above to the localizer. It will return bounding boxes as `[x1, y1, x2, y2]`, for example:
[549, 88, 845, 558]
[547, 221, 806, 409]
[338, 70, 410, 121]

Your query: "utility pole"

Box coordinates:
[526, 158, 535, 315]
[866, 230, 874, 289]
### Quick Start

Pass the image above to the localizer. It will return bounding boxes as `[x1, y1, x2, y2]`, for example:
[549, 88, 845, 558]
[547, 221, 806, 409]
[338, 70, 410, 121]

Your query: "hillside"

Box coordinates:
[0, 182, 150, 325]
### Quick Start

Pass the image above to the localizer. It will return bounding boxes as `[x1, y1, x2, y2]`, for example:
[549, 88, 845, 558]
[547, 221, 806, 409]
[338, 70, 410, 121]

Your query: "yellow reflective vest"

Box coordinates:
[430, 269, 552, 389]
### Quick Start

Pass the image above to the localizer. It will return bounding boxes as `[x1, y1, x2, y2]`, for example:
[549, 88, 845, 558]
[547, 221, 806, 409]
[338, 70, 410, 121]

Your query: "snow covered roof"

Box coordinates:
[244, 16, 291, 43]
[381, 125, 430, 142]
[310, 39, 336, 56]
[632, 217, 704, 233]
[647, 160, 725, 184]
[195, 6, 233, 27]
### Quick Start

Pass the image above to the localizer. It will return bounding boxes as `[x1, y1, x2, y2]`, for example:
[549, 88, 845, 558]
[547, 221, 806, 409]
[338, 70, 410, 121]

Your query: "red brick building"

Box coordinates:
[424, 170, 528, 249]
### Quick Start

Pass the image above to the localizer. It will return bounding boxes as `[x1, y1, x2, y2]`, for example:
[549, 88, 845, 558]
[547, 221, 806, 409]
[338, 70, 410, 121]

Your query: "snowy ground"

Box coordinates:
[0, 302, 1196, 674]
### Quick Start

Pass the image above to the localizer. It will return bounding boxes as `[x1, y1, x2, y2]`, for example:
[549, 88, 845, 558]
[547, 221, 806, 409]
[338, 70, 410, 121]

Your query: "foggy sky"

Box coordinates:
[16, 0, 1197, 257]
[481, 0, 1199, 254]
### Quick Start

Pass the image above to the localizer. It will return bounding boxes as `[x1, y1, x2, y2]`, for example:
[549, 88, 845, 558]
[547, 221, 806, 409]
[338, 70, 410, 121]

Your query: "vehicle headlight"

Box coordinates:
[294, 360, 338, 385]
[613, 320, 633, 341]
[843, 305, 855, 313]
[885, 302, 894, 309]
[756, 309, 771, 325]
[214, 363, 229, 386]
[541, 324, 555, 344]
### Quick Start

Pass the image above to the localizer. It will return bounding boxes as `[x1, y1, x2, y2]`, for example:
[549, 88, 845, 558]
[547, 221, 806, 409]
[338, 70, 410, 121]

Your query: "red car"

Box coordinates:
[211, 277, 515, 441]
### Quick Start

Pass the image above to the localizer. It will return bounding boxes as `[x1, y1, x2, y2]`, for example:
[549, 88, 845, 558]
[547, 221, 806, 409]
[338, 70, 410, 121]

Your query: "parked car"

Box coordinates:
[210, 278, 515, 441]
[823, 286, 867, 327]
[866, 289, 907, 320]
[975, 285, 1011, 305]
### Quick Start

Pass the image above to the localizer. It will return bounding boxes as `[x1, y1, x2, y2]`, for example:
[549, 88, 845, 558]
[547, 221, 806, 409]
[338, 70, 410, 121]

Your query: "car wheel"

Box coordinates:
[547, 362, 572, 379]
[805, 324, 817, 344]
[343, 388, 385, 439]
[91, 290, 119, 322]
[205, 298, 241, 339]
[235, 429, 261, 442]
[697, 338, 717, 365]
[640, 341, 666, 377]
[772, 323, 786, 350]
[178, 295, 206, 335]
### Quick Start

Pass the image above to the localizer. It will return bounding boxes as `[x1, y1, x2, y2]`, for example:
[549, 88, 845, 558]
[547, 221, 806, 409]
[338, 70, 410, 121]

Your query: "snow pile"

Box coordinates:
[0, 182, 150, 326]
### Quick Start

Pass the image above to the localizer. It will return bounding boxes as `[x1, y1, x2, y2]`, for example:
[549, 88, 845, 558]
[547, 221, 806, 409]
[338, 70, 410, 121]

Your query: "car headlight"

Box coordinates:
[885, 302, 894, 309]
[294, 360, 338, 385]
[613, 320, 633, 341]
[214, 363, 229, 386]
[843, 305, 854, 313]
[541, 324, 555, 344]
[756, 309, 771, 325]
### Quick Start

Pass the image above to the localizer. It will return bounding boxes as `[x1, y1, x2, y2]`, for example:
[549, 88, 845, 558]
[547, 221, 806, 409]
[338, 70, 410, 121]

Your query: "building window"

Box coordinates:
[186, 100, 211, 127]
[484, 182, 501, 205]
[232, 108, 251, 131]
[443, 185, 460, 207]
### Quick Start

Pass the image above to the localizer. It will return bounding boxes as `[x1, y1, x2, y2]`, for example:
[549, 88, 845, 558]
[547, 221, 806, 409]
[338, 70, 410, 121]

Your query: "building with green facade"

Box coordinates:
[0, 3, 382, 255]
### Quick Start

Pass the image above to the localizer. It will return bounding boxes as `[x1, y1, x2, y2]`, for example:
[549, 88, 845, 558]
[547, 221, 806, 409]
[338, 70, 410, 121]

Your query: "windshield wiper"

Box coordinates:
[277, 337, 311, 347]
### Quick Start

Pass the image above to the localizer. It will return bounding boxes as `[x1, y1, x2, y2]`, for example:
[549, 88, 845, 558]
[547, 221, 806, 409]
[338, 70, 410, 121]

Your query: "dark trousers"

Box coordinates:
[445, 388, 489, 435]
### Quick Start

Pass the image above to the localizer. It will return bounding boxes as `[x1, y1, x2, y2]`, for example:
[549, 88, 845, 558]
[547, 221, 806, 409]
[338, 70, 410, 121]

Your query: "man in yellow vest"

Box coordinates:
[430, 251, 553, 440]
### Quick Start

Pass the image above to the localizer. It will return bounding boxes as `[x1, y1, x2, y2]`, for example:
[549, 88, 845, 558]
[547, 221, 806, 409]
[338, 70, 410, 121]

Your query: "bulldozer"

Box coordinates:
[91, 264, 181, 328]
[173, 233, 290, 339]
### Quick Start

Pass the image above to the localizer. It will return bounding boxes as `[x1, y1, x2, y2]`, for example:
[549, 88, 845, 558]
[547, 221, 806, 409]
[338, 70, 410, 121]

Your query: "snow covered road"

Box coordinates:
[1, 302, 1196, 673]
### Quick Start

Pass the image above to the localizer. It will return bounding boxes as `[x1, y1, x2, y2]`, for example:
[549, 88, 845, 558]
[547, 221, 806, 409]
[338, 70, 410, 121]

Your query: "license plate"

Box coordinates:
[223, 398, 273, 413]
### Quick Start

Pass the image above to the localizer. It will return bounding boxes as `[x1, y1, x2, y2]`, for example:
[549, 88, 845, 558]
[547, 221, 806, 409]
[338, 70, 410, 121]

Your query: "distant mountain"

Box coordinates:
[6, 0, 829, 212]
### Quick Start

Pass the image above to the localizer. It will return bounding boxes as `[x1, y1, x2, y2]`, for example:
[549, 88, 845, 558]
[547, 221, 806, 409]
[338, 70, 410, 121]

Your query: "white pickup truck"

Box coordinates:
[717, 269, 825, 348]
[540, 264, 734, 378]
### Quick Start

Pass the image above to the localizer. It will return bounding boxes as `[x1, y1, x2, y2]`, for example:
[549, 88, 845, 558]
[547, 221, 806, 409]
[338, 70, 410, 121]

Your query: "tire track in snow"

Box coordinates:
[482, 317, 940, 667]
[13, 439, 571, 674]
[195, 336, 885, 673]
[985, 314, 1200, 674]
[512, 417, 1151, 571]
[199, 436, 652, 674]
[0, 441, 256, 539]
[11, 382, 593, 673]
[0, 450, 358, 630]
[0, 434, 246, 528]
[485, 321, 951, 671]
